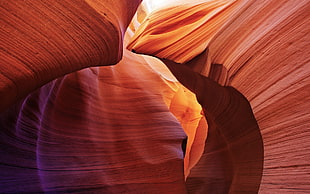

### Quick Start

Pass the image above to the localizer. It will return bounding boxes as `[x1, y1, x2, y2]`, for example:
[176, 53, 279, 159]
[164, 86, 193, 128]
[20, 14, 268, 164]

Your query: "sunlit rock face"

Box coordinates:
[1, 0, 309, 193]
[129, 0, 310, 193]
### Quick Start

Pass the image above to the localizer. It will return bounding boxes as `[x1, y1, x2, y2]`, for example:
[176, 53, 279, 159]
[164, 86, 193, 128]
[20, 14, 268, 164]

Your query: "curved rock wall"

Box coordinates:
[128, 0, 310, 193]
[1, 2, 205, 192]
[0, 0, 141, 112]
[1, 0, 309, 193]
[0, 49, 195, 193]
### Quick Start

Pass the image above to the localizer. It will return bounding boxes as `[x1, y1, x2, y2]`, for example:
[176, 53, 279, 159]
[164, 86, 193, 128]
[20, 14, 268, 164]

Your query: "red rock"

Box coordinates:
[1, 0, 309, 193]
[128, 0, 310, 192]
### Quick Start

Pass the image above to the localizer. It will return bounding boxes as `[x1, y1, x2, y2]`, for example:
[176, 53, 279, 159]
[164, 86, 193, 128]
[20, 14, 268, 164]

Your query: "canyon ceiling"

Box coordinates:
[0, 0, 309, 193]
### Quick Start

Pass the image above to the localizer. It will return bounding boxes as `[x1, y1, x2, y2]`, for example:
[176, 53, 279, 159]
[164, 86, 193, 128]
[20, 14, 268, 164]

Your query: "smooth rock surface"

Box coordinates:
[128, 0, 310, 193]
[1, 0, 309, 193]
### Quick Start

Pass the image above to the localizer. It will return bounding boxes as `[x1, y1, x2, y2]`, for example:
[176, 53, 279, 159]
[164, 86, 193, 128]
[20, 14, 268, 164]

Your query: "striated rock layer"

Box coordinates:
[129, 0, 310, 193]
[1, 1, 205, 192]
[0, 48, 201, 193]
[0, 0, 141, 112]
[1, 0, 310, 193]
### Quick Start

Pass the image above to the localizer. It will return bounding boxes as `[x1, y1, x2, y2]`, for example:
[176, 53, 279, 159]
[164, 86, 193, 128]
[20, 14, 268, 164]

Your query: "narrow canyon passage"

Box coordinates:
[0, 0, 309, 193]
[153, 54, 263, 193]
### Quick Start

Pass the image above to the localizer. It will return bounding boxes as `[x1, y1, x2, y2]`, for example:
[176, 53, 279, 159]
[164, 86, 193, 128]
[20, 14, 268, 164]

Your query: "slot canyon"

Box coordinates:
[0, 0, 309, 193]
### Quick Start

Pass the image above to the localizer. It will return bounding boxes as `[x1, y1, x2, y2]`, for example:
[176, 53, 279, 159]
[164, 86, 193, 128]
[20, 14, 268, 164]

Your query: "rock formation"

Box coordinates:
[0, 0, 309, 193]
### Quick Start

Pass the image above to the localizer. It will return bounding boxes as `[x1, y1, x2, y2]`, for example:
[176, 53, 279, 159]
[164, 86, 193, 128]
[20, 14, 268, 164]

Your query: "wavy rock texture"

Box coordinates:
[128, 0, 238, 64]
[0, 0, 141, 112]
[1, 1, 206, 192]
[129, 0, 310, 193]
[1, 0, 309, 193]
[1, 48, 205, 193]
